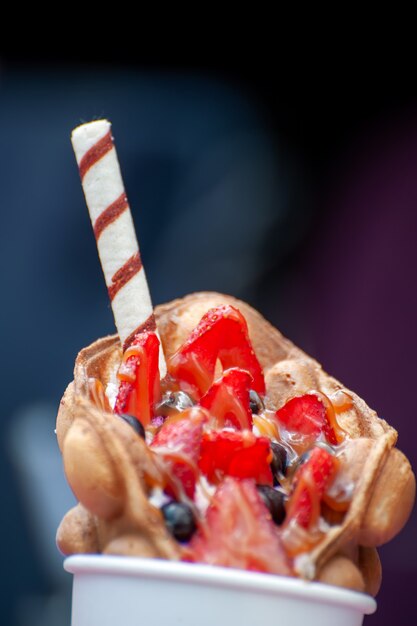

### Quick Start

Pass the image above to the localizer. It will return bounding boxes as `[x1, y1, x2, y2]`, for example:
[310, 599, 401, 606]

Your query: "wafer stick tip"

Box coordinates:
[72, 118, 110, 138]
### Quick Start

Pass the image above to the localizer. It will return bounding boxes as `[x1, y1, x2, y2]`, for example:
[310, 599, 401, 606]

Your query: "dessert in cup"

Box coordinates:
[56, 120, 415, 625]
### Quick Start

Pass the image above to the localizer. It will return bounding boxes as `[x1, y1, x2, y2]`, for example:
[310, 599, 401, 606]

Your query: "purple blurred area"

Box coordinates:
[0, 50, 416, 625]
[303, 115, 417, 625]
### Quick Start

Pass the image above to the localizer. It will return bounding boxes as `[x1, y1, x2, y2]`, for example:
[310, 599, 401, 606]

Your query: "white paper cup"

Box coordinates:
[64, 555, 376, 626]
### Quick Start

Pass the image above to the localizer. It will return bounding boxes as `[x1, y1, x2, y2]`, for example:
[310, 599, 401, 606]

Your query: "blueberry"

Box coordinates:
[161, 501, 197, 542]
[256, 485, 286, 525]
[156, 391, 195, 416]
[249, 389, 264, 414]
[118, 413, 145, 439]
[270, 441, 288, 484]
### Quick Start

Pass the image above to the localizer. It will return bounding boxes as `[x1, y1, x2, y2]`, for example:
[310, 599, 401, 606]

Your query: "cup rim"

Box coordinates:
[64, 554, 377, 615]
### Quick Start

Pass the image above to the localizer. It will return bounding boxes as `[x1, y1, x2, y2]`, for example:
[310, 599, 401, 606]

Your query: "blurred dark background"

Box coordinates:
[0, 46, 416, 625]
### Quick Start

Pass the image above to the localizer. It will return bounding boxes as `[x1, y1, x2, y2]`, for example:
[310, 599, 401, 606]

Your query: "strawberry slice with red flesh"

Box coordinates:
[114, 331, 161, 428]
[275, 393, 339, 446]
[150, 407, 208, 499]
[198, 430, 273, 486]
[199, 367, 253, 430]
[168, 305, 265, 399]
[285, 446, 339, 530]
[184, 477, 292, 575]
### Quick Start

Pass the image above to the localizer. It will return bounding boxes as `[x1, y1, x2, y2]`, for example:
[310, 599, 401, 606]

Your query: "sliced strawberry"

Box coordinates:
[275, 393, 340, 447]
[199, 367, 253, 430]
[285, 446, 339, 531]
[198, 430, 273, 486]
[168, 305, 265, 398]
[150, 407, 208, 499]
[114, 331, 161, 427]
[184, 477, 292, 575]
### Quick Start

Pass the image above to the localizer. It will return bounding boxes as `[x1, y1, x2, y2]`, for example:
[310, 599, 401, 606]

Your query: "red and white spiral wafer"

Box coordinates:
[71, 119, 166, 375]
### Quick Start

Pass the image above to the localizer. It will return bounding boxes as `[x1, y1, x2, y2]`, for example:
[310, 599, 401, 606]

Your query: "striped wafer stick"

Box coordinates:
[71, 119, 166, 375]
